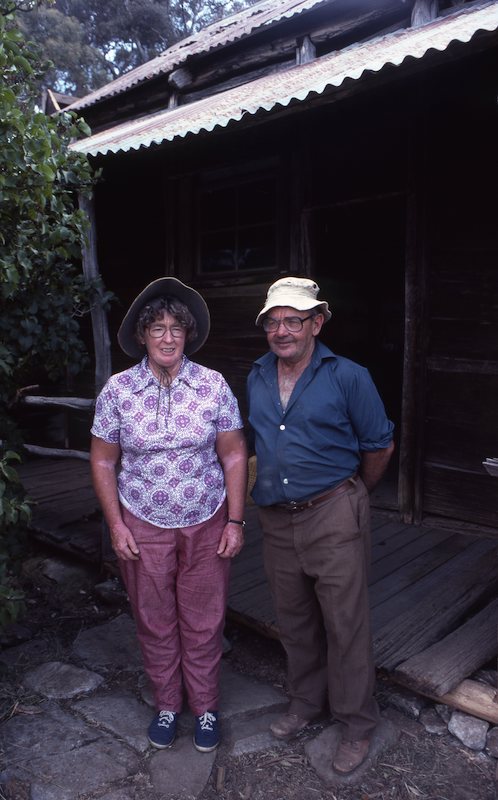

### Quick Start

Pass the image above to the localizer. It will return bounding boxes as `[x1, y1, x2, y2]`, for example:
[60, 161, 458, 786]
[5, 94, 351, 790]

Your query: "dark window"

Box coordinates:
[198, 173, 277, 274]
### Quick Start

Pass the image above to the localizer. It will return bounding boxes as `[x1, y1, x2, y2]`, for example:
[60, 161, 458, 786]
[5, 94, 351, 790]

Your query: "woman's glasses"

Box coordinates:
[147, 324, 185, 339]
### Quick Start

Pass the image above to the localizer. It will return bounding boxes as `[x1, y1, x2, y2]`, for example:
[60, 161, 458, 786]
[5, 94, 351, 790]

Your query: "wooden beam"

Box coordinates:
[47, 88, 61, 112]
[373, 538, 498, 670]
[79, 193, 112, 395]
[297, 35, 316, 65]
[397, 677, 498, 726]
[168, 67, 192, 90]
[182, 61, 291, 105]
[182, 6, 408, 94]
[398, 97, 429, 524]
[23, 444, 90, 461]
[411, 0, 439, 27]
[398, 189, 424, 523]
[393, 598, 498, 696]
[21, 396, 94, 410]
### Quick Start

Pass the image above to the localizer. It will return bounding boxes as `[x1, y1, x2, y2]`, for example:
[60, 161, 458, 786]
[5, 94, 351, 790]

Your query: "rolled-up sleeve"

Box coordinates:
[91, 380, 121, 444]
[345, 366, 394, 451]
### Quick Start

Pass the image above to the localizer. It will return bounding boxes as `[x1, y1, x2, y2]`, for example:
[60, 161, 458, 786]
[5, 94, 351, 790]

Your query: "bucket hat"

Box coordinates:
[255, 277, 331, 326]
[118, 277, 210, 359]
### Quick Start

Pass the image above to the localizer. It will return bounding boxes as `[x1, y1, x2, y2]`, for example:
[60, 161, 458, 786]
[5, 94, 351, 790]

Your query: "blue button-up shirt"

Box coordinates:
[247, 340, 394, 506]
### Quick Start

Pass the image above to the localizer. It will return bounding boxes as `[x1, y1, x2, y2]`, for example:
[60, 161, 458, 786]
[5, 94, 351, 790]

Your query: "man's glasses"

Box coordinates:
[147, 324, 185, 339]
[262, 314, 315, 333]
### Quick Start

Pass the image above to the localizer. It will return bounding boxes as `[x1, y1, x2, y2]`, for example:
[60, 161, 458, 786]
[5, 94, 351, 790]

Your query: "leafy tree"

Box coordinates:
[0, 451, 30, 630]
[19, 5, 110, 95]
[0, 0, 103, 629]
[18, 0, 257, 95]
[0, 2, 98, 413]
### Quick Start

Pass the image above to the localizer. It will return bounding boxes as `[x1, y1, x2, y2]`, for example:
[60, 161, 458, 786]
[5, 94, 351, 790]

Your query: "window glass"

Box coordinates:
[198, 172, 277, 274]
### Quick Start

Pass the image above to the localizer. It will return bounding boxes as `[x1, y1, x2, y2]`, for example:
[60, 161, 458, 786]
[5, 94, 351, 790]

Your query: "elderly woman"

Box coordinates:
[90, 278, 247, 753]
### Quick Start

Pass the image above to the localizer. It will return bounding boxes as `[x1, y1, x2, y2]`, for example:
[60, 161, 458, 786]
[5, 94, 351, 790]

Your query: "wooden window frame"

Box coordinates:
[195, 158, 285, 280]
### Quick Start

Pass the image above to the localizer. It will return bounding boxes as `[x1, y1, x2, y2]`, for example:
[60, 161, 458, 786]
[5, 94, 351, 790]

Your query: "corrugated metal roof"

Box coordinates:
[66, 0, 331, 112]
[70, 2, 498, 158]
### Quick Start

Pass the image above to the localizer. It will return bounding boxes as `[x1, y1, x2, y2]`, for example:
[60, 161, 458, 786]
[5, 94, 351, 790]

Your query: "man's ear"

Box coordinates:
[312, 313, 325, 335]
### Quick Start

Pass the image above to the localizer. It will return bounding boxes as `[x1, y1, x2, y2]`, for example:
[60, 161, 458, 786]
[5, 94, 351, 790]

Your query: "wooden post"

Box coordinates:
[297, 35, 316, 65]
[79, 193, 112, 395]
[398, 105, 428, 524]
[411, 0, 439, 27]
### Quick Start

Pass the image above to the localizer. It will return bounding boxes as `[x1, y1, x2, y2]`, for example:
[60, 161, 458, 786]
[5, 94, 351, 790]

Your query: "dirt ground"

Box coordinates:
[1, 547, 497, 800]
[220, 622, 497, 800]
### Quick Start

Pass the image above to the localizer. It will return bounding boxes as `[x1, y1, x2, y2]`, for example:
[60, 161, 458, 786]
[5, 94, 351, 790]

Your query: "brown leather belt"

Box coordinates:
[272, 475, 358, 514]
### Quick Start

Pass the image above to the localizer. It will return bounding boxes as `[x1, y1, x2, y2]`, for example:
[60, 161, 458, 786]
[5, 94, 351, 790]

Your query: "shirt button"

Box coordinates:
[279, 424, 286, 430]
[283, 478, 289, 485]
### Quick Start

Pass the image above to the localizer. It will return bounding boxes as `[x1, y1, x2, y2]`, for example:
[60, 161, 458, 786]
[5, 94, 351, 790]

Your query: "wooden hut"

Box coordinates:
[61, 0, 498, 532]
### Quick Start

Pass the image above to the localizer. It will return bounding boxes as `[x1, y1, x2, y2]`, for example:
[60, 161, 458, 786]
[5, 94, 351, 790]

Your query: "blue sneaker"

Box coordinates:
[193, 710, 219, 752]
[148, 710, 177, 749]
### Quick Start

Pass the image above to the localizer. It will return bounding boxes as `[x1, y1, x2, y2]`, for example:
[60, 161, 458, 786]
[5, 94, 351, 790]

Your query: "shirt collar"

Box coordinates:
[254, 339, 337, 373]
[129, 355, 204, 392]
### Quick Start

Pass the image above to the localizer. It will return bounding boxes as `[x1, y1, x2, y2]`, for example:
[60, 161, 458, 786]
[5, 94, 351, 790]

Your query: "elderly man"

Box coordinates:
[247, 276, 394, 774]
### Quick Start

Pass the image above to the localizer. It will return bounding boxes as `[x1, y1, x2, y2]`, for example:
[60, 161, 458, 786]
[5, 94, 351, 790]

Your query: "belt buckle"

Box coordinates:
[288, 500, 300, 513]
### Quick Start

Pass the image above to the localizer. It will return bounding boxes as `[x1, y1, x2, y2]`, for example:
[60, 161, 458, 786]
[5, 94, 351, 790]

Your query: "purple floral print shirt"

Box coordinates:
[91, 356, 243, 528]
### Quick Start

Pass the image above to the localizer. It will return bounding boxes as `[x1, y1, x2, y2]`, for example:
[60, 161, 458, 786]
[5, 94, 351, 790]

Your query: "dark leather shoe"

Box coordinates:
[270, 713, 309, 739]
[332, 738, 370, 774]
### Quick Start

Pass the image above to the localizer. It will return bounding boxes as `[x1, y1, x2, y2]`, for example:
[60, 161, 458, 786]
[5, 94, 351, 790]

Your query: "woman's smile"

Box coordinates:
[143, 311, 186, 379]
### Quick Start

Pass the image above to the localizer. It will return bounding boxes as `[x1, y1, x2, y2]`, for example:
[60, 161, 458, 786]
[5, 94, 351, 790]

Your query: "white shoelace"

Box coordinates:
[198, 711, 216, 731]
[157, 710, 176, 728]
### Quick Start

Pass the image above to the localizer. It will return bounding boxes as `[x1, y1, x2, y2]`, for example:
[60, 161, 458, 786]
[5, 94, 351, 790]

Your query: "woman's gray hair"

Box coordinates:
[135, 296, 197, 343]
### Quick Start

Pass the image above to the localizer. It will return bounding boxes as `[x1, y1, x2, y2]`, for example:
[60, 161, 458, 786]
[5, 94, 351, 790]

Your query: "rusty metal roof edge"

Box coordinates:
[65, 0, 331, 113]
[70, 2, 498, 158]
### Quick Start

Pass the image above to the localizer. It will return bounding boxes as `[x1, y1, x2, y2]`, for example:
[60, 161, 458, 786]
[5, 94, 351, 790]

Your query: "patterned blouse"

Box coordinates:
[91, 356, 243, 528]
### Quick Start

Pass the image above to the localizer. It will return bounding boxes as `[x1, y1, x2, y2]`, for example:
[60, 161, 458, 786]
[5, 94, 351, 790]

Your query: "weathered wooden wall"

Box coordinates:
[87, 46, 497, 530]
[421, 51, 498, 527]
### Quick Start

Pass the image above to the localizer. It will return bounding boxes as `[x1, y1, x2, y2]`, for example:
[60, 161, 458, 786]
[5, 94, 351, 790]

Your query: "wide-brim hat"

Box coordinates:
[118, 277, 210, 359]
[255, 276, 331, 326]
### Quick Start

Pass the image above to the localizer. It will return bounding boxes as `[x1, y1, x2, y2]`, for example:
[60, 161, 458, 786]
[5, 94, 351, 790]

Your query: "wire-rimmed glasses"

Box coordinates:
[262, 314, 315, 333]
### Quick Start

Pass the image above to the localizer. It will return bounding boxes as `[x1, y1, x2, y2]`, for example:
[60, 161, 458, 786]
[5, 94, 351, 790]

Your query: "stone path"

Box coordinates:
[0, 610, 400, 799]
[0, 613, 292, 800]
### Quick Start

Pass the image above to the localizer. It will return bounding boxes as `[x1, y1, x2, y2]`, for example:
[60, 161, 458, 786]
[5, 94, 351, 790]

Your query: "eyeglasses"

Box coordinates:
[262, 314, 315, 333]
[147, 324, 185, 339]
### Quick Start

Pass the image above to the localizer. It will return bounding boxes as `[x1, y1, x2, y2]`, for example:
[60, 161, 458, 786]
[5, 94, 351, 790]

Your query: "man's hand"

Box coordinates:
[359, 442, 395, 492]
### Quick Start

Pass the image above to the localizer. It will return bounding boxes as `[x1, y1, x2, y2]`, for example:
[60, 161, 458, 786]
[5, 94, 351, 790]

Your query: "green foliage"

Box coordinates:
[17, 0, 258, 95]
[0, 1, 106, 631]
[18, 4, 113, 94]
[0, 450, 30, 629]
[0, 1, 101, 410]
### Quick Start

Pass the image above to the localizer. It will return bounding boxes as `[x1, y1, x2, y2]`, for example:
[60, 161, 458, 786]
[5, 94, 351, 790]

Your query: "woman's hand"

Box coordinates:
[110, 521, 140, 561]
[90, 436, 140, 561]
[215, 429, 248, 559]
[217, 521, 244, 559]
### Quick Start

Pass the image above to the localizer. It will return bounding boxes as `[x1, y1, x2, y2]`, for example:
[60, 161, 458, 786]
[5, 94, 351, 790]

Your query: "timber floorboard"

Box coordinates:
[17, 456, 498, 696]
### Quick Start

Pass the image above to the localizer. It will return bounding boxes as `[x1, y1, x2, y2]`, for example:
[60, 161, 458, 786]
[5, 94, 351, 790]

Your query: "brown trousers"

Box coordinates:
[258, 478, 379, 740]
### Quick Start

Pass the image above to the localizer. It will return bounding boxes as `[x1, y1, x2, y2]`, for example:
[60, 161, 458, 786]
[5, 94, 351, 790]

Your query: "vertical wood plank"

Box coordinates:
[79, 193, 112, 394]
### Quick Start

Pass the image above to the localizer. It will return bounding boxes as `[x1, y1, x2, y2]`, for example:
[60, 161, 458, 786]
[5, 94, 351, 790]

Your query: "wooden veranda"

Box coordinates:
[19, 456, 498, 725]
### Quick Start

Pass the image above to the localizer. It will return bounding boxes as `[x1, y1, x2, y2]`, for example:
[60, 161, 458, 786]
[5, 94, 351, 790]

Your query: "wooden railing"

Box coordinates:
[15, 193, 111, 462]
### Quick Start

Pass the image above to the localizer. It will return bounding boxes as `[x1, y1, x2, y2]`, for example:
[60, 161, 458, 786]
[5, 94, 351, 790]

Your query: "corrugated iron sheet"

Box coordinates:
[66, 0, 331, 112]
[70, 2, 498, 158]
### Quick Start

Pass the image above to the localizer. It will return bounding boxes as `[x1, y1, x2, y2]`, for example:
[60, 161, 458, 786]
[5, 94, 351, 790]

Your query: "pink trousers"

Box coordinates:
[119, 503, 230, 715]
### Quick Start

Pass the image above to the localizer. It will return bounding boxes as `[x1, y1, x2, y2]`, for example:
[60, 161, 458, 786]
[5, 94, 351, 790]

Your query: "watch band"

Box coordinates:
[228, 518, 246, 527]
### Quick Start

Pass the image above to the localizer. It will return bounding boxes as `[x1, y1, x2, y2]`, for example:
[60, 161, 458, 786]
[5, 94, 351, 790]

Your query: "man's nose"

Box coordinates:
[273, 320, 289, 332]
